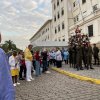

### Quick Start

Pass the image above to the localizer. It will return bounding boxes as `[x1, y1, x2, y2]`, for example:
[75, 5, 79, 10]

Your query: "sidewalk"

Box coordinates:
[61, 64, 100, 79]
[51, 63, 100, 84]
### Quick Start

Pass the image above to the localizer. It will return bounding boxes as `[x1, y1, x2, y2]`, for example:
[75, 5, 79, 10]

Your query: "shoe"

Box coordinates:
[16, 82, 20, 85]
[27, 79, 31, 82]
[19, 78, 25, 80]
[13, 83, 16, 87]
[45, 71, 51, 74]
[30, 77, 34, 80]
[90, 67, 94, 69]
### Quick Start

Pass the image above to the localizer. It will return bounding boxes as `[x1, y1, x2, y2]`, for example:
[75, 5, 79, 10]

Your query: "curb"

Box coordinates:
[51, 67, 100, 85]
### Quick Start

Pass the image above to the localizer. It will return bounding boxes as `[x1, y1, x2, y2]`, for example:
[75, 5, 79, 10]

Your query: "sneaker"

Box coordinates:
[27, 79, 31, 82]
[30, 77, 35, 80]
[45, 71, 51, 74]
[16, 82, 20, 85]
[13, 83, 16, 87]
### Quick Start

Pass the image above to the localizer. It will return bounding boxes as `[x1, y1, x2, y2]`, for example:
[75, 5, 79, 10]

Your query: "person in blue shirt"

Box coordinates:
[63, 49, 69, 64]
[0, 33, 15, 100]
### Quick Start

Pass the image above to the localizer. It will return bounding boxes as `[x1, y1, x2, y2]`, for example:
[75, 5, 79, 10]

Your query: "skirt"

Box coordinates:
[11, 69, 19, 76]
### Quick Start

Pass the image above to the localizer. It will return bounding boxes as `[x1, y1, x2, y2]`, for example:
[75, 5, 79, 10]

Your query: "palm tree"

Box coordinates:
[5, 40, 13, 51]
[1, 40, 21, 52]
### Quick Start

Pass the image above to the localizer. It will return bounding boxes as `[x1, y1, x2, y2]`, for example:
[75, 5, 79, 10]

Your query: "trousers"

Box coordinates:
[25, 60, 32, 80]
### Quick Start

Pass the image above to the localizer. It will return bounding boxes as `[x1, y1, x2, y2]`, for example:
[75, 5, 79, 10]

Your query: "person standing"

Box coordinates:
[24, 44, 34, 82]
[9, 51, 20, 86]
[41, 49, 50, 73]
[63, 49, 69, 64]
[34, 51, 41, 76]
[68, 45, 73, 68]
[0, 33, 15, 100]
[87, 43, 94, 69]
[56, 48, 62, 68]
[76, 44, 83, 71]
[19, 53, 26, 80]
[93, 44, 99, 65]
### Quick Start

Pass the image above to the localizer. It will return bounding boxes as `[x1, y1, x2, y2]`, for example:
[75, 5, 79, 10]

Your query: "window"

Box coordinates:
[74, 15, 79, 23]
[57, 12, 60, 19]
[58, 25, 60, 32]
[42, 31, 45, 35]
[76, 15, 79, 21]
[73, 1, 78, 7]
[46, 29, 47, 32]
[59, 39, 61, 41]
[88, 25, 93, 37]
[54, 15, 56, 21]
[82, 0, 86, 4]
[55, 28, 57, 34]
[57, 0, 59, 6]
[48, 35, 49, 39]
[83, 11, 87, 17]
[54, 4, 56, 10]
[73, 2, 75, 7]
[62, 22, 65, 30]
[93, 4, 98, 12]
[63, 39, 65, 41]
[61, 8, 64, 16]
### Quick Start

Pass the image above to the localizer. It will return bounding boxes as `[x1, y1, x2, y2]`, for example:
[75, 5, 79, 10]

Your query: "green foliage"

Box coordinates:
[1, 40, 21, 53]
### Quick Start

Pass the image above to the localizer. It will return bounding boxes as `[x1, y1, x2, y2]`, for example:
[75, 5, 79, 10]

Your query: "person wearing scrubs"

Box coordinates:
[0, 33, 15, 100]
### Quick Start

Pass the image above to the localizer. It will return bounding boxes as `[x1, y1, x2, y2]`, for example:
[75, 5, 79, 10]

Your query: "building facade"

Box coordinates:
[30, 20, 53, 44]
[68, 0, 100, 44]
[30, 0, 100, 46]
[51, 0, 69, 42]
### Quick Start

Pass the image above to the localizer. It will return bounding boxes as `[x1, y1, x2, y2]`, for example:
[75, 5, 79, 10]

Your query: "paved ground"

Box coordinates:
[62, 64, 100, 79]
[16, 70, 100, 100]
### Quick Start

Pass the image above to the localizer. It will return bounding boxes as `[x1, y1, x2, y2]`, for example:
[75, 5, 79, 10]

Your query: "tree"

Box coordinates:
[5, 40, 13, 51]
[1, 40, 21, 53]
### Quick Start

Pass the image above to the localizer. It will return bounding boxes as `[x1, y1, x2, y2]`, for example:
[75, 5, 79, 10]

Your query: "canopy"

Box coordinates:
[31, 41, 68, 48]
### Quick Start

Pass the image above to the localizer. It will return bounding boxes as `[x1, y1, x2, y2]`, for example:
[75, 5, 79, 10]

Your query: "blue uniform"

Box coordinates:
[0, 48, 15, 100]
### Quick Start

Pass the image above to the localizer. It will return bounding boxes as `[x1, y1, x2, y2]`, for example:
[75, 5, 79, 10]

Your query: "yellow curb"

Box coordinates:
[51, 67, 100, 85]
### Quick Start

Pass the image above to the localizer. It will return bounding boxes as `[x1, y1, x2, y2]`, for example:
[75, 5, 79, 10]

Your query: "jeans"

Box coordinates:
[35, 61, 41, 76]
[42, 60, 48, 72]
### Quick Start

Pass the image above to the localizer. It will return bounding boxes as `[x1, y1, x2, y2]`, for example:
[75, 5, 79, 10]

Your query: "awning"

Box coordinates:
[31, 41, 68, 48]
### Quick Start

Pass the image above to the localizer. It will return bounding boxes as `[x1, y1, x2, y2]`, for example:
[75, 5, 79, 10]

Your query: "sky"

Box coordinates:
[0, 0, 52, 50]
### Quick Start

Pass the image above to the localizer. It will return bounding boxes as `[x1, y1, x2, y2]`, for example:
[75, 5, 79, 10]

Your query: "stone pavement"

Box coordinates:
[16, 70, 100, 100]
[61, 64, 100, 79]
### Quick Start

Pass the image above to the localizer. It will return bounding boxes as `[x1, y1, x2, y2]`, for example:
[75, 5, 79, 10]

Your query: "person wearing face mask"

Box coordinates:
[0, 33, 15, 100]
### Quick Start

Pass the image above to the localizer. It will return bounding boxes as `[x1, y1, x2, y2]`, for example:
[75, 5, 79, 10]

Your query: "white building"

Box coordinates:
[30, 19, 53, 44]
[68, 0, 100, 44]
[51, 0, 69, 42]
[30, 0, 100, 47]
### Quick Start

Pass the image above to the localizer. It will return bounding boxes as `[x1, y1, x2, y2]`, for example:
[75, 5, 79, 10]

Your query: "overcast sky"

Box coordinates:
[0, 0, 52, 50]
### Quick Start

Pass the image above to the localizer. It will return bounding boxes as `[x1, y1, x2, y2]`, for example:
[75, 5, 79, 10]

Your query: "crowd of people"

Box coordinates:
[0, 31, 100, 99]
[7, 42, 100, 86]
[6, 44, 71, 87]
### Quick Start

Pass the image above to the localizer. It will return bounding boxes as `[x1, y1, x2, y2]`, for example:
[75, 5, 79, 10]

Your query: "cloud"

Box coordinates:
[0, 0, 52, 49]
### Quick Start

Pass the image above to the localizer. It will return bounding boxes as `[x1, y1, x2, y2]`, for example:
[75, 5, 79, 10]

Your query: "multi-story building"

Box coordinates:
[51, 0, 69, 42]
[30, 0, 100, 47]
[30, 19, 53, 44]
[68, 0, 100, 44]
